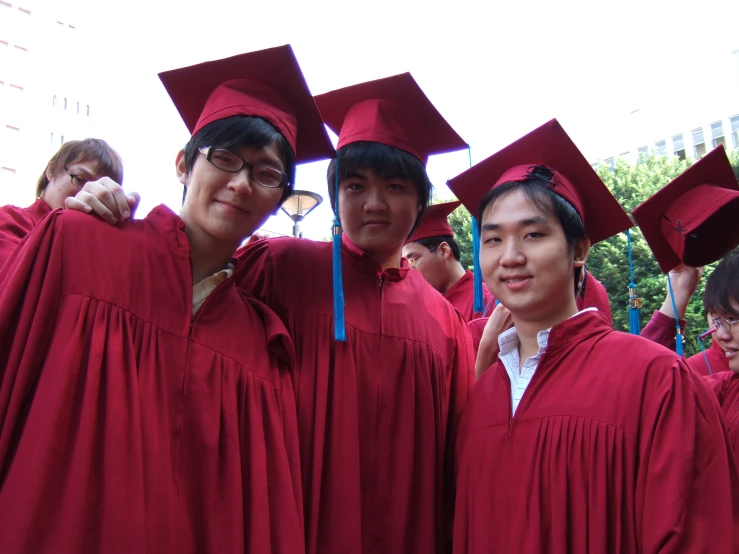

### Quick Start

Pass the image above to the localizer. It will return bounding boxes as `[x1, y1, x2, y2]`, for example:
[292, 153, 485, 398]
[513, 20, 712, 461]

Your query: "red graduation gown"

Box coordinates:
[238, 236, 475, 554]
[0, 205, 304, 554]
[454, 311, 739, 554]
[704, 371, 739, 465]
[640, 309, 686, 351]
[575, 270, 612, 324]
[444, 270, 494, 322]
[0, 197, 51, 268]
[688, 339, 731, 376]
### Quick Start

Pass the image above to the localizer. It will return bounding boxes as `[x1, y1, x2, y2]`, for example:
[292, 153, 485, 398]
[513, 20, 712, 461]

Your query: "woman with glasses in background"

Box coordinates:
[0, 138, 124, 267]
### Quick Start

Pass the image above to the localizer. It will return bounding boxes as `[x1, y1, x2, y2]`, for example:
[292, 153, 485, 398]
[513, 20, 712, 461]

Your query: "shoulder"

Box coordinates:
[238, 236, 330, 266]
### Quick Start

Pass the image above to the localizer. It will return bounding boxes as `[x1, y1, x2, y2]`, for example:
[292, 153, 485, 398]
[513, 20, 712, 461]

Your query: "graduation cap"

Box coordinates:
[313, 72, 468, 164]
[447, 118, 633, 243]
[314, 73, 467, 340]
[158, 44, 334, 164]
[406, 201, 461, 244]
[632, 145, 739, 273]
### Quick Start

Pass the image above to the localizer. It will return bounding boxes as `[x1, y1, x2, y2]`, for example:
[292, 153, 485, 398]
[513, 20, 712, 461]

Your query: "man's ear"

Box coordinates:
[439, 241, 452, 260]
[573, 237, 591, 268]
[175, 150, 188, 186]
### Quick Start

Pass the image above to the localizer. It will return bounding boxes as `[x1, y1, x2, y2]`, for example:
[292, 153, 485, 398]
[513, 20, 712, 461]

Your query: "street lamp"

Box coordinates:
[280, 190, 323, 238]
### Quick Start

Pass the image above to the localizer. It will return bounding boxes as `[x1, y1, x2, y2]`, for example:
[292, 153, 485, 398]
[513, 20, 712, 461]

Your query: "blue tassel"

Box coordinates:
[471, 216, 484, 314]
[332, 159, 346, 341]
[666, 273, 683, 356]
[626, 230, 641, 335]
[697, 334, 713, 375]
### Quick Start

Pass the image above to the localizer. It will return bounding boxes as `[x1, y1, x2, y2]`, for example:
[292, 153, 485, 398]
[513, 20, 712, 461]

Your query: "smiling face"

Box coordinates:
[338, 168, 422, 267]
[479, 187, 589, 329]
[177, 141, 285, 250]
[708, 305, 739, 373]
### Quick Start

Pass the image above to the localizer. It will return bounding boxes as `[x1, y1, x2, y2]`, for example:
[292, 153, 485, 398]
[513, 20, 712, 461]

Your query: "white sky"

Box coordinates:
[39, 0, 739, 239]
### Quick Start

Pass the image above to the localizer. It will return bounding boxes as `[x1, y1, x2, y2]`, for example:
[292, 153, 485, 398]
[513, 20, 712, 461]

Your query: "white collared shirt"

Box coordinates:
[498, 308, 597, 415]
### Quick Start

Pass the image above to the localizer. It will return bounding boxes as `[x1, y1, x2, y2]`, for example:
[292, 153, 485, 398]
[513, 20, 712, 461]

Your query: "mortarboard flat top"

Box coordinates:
[313, 72, 467, 165]
[632, 145, 739, 273]
[446, 118, 633, 244]
[158, 44, 334, 164]
[406, 200, 461, 244]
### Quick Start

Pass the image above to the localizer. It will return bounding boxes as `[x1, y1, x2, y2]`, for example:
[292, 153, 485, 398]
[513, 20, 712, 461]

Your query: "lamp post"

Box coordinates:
[280, 190, 323, 238]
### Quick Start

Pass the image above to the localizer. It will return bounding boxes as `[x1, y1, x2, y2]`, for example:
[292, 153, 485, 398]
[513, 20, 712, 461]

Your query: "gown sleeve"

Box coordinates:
[640, 310, 687, 351]
[635, 358, 739, 553]
[0, 211, 64, 463]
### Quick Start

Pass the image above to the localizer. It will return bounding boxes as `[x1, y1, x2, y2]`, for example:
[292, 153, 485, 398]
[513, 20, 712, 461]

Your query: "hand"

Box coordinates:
[64, 177, 141, 225]
[476, 303, 513, 379]
[660, 264, 704, 320]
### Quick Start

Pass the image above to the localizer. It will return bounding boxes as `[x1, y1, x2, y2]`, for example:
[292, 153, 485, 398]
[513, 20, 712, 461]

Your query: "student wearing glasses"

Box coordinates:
[0, 45, 333, 554]
[0, 138, 124, 266]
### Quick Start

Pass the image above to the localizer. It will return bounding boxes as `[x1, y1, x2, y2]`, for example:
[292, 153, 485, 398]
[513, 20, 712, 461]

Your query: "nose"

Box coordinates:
[499, 238, 525, 267]
[715, 323, 733, 342]
[364, 187, 388, 212]
[229, 168, 255, 196]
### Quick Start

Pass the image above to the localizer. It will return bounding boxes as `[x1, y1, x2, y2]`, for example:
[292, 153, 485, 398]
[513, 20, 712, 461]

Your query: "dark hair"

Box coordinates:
[477, 167, 588, 295]
[37, 138, 124, 197]
[703, 248, 739, 317]
[414, 234, 461, 262]
[326, 141, 432, 234]
[182, 115, 296, 205]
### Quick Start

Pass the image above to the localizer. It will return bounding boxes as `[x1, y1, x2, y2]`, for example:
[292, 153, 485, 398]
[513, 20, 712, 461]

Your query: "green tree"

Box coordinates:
[440, 149, 739, 357]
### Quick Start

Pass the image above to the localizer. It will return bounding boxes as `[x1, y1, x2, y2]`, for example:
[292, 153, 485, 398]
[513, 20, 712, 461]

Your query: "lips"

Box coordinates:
[500, 275, 532, 291]
[363, 219, 391, 227]
[217, 200, 249, 214]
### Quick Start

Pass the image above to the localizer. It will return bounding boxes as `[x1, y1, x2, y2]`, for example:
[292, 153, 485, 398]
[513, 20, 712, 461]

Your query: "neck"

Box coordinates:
[513, 300, 579, 361]
[370, 247, 403, 271]
[440, 262, 467, 293]
[182, 220, 239, 284]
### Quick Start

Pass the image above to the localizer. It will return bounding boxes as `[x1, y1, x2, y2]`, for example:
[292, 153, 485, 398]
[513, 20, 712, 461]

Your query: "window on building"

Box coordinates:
[52, 94, 57, 107]
[637, 145, 648, 159]
[68, 24, 76, 29]
[604, 157, 615, 171]
[50, 132, 54, 144]
[731, 115, 739, 148]
[0, 167, 17, 186]
[672, 134, 686, 160]
[18, 7, 31, 15]
[76, 101, 79, 114]
[0, 1, 11, 9]
[655, 140, 666, 156]
[711, 121, 726, 148]
[63, 97, 67, 110]
[13, 45, 27, 54]
[9, 83, 22, 91]
[5, 124, 19, 132]
[86, 104, 90, 116]
[60, 135, 64, 144]
[692, 127, 706, 158]
[620, 151, 630, 158]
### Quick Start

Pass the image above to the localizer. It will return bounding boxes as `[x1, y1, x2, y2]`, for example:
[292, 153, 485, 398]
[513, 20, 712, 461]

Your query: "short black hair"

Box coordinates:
[182, 115, 296, 205]
[327, 141, 432, 234]
[703, 248, 739, 317]
[413, 235, 461, 262]
[477, 167, 588, 295]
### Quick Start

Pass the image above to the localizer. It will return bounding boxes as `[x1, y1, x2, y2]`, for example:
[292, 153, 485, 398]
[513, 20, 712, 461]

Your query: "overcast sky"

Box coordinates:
[53, 0, 739, 239]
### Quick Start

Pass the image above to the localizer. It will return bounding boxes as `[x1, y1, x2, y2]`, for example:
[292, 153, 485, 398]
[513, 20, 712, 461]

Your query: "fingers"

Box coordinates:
[127, 192, 141, 218]
[64, 196, 93, 214]
[73, 178, 131, 224]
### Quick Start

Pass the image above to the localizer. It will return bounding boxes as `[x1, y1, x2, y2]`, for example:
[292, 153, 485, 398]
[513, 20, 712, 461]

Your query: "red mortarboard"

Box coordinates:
[406, 201, 461, 244]
[158, 44, 334, 164]
[632, 145, 739, 273]
[446, 119, 633, 244]
[313, 73, 467, 164]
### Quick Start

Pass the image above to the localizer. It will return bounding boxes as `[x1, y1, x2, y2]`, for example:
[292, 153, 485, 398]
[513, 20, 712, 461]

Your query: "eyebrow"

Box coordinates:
[344, 170, 368, 181]
[481, 216, 549, 231]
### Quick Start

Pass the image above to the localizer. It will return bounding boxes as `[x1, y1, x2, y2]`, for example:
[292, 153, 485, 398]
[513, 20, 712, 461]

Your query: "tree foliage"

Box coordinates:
[443, 149, 739, 358]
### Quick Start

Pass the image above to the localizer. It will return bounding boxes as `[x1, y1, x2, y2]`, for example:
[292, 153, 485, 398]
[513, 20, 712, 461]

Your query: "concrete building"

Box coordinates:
[0, 0, 101, 207]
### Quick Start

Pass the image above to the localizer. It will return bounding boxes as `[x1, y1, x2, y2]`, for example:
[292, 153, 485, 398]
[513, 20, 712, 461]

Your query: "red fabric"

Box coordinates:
[0, 198, 51, 268]
[444, 270, 494, 322]
[688, 339, 731, 376]
[640, 309, 686, 351]
[468, 317, 487, 353]
[576, 270, 612, 324]
[158, 44, 334, 163]
[704, 371, 739, 467]
[237, 236, 475, 554]
[406, 201, 460, 244]
[633, 146, 739, 272]
[447, 119, 633, 244]
[454, 311, 739, 553]
[0, 206, 304, 554]
[314, 73, 467, 164]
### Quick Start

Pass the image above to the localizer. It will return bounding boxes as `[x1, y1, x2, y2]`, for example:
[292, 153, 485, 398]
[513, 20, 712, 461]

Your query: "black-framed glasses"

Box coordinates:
[65, 166, 87, 190]
[711, 316, 739, 334]
[407, 245, 438, 268]
[198, 146, 287, 189]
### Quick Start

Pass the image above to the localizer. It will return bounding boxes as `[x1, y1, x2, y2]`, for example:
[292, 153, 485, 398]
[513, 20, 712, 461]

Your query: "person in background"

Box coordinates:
[402, 200, 494, 321]
[0, 45, 334, 554]
[0, 138, 125, 266]
[448, 119, 738, 554]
